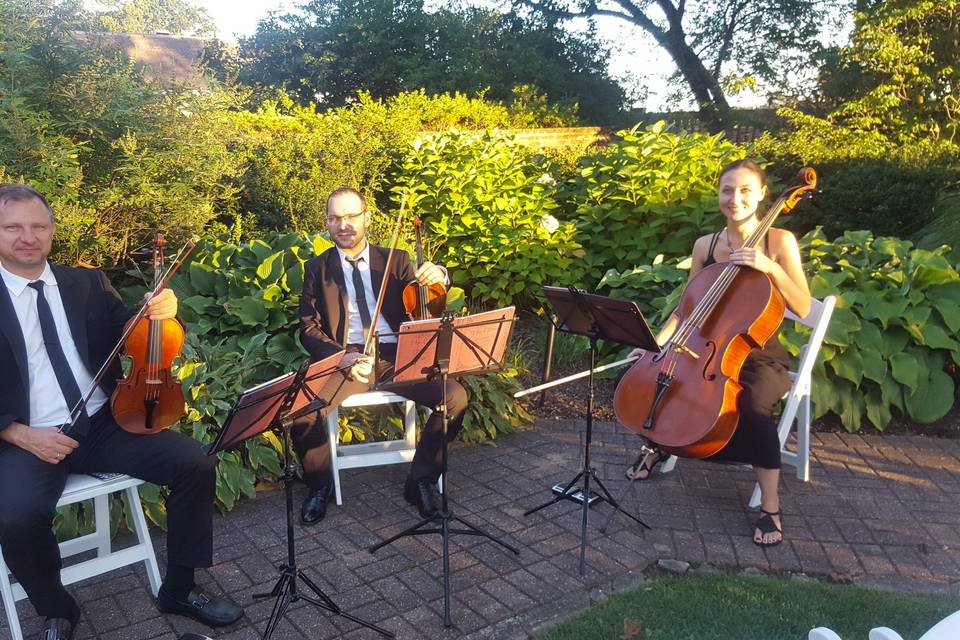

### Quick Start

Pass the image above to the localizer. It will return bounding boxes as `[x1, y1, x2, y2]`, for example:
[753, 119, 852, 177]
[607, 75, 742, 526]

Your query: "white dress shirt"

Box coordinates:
[336, 244, 397, 345]
[0, 262, 108, 427]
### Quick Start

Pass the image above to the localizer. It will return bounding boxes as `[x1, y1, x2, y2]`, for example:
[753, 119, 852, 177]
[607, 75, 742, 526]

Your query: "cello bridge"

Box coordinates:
[671, 343, 699, 360]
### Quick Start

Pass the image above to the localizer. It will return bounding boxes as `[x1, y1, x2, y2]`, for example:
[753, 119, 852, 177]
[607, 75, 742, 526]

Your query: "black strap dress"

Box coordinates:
[701, 232, 791, 470]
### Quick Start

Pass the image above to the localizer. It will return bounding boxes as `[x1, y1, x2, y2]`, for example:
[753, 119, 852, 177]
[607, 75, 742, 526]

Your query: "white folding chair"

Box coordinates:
[0, 473, 162, 640]
[659, 295, 836, 508]
[326, 391, 424, 505]
[810, 608, 960, 640]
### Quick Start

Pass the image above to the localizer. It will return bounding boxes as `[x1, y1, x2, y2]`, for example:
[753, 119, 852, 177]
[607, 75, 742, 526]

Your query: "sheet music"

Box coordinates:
[392, 307, 515, 383]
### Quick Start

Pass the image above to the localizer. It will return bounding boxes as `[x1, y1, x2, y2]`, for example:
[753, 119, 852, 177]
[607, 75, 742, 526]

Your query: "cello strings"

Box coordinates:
[667, 196, 786, 353]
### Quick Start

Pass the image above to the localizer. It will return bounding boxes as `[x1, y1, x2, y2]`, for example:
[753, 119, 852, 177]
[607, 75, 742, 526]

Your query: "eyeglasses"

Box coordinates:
[325, 211, 366, 225]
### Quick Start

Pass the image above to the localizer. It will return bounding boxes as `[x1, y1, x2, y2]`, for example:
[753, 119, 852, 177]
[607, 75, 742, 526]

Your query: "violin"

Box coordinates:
[613, 168, 817, 458]
[402, 216, 447, 320]
[110, 234, 188, 435]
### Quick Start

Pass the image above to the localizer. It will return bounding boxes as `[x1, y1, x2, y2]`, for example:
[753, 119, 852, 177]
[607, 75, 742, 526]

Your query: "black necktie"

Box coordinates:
[346, 256, 373, 335]
[27, 281, 89, 435]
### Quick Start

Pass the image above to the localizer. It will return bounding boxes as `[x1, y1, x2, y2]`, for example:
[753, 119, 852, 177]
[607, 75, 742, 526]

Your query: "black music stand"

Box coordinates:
[368, 308, 520, 627]
[208, 351, 394, 640]
[524, 286, 658, 575]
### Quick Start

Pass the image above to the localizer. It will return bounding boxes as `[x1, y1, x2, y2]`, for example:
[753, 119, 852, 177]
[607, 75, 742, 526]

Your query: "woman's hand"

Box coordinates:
[728, 247, 777, 274]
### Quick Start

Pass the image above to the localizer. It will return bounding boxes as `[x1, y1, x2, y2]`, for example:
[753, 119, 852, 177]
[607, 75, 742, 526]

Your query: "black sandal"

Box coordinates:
[625, 448, 669, 481]
[753, 510, 783, 547]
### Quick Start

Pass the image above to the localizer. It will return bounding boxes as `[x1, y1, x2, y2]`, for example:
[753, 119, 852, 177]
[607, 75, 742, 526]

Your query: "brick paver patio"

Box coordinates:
[3, 418, 959, 639]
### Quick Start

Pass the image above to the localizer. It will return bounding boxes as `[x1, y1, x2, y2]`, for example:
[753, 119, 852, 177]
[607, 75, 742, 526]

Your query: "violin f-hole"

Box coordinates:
[701, 340, 717, 381]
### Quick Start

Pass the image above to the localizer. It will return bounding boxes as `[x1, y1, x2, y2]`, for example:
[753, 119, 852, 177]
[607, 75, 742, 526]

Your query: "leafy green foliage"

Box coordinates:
[597, 255, 691, 329]
[817, 0, 960, 142]
[459, 348, 533, 443]
[783, 228, 960, 431]
[754, 110, 959, 239]
[394, 129, 585, 310]
[233, 89, 562, 233]
[90, 0, 217, 36]
[756, 1, 960, 240]
[222, 0, 624, 123]
[563, 122, 745, 285]
[0, 2, 246, 269]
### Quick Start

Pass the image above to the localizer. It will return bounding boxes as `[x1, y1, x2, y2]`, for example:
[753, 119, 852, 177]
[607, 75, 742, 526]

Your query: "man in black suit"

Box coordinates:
[0, 185, 242, 640]
[294, 187, 469, 524]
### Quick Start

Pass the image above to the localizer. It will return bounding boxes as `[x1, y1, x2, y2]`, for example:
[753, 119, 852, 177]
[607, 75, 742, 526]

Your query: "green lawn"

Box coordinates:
[539, 575, 959, 640]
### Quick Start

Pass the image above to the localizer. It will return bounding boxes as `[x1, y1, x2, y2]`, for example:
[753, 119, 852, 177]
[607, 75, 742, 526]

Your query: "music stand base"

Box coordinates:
[369, 508, 519, 627]
[254, 565, 393, 639]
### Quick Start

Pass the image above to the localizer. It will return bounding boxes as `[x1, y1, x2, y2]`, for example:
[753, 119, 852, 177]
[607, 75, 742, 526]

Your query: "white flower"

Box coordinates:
[540, 214, 560, 234]
[179, 109, 193, 117]
[537, 173, 556, 187]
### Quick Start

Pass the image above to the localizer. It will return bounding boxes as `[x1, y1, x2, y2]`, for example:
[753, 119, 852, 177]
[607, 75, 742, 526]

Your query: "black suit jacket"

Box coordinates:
[299, 245, 416, 360]
[0, 265, 133, 431]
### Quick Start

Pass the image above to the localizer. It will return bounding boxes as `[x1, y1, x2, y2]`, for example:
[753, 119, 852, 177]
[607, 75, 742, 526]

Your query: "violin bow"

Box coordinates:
[362, 192, 410, 356]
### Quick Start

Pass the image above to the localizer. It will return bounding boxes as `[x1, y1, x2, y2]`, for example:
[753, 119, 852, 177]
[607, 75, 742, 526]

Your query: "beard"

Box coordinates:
[333, 231, 364, 250]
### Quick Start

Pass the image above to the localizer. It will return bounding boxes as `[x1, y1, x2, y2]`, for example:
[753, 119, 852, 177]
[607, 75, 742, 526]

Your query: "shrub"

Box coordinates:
[563, 122, 746, 286]
[754, 109, 960, 240]
[394, 129, 585, 310]
[784, 228, 959, 431]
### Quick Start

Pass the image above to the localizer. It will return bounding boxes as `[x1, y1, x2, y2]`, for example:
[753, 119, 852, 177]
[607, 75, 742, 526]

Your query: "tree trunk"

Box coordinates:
[656, 25, 731, 133]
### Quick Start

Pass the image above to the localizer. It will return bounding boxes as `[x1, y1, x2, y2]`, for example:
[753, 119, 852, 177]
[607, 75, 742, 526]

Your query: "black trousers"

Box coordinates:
[292, 343, 469, 490]
[0, 408, 216, 619]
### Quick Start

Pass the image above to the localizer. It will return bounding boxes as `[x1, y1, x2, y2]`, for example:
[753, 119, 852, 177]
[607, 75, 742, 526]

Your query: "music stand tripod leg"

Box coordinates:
[524, 334, 649, 575]
[252, 397, 395, 640]
[368, 317, 518, 628]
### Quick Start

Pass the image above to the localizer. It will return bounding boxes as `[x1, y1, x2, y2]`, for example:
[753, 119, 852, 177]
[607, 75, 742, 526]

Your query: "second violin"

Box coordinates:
[402, 215, 446, 320]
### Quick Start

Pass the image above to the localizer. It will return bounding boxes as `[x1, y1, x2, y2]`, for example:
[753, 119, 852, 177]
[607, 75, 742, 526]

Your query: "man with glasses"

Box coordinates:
[293, 187, 468, 525]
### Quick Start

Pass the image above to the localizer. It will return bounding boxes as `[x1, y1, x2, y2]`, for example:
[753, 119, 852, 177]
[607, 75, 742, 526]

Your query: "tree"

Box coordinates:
[816, 0, 960, 142]
[93, 0, 216, 36]
[518, 0, 835, 132]
[221, 0, 627, 123]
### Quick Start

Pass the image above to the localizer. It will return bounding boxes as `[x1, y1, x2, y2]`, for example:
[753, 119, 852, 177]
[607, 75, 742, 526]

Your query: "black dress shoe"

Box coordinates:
[300, 486, 334, 526]
[156, 587, 243, 627]
[39, 616, 75, 640]
[403, 476, 440, 518]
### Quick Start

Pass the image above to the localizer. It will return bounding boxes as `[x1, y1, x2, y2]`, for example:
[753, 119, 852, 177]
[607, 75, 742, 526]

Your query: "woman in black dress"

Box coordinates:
[624, 159, 811, 547]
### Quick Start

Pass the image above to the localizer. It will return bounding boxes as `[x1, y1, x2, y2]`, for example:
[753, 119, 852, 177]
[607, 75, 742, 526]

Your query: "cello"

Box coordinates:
[612, 168, 817, 459]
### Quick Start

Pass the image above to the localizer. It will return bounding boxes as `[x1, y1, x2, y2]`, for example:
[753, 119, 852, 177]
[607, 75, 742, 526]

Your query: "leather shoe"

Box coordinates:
[403, 475, 440, 518]
[156, 587, 243, 627]
[300, 485, 334, 526]
[39, 616, 75, 640]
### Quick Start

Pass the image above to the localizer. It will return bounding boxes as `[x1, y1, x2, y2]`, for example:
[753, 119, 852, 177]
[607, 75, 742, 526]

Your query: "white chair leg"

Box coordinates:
[798, 391, 811, 481]
[403, 401, 417, 449]
[809, 628, 843, 640]
[660, 455, 678, 474]
[0, 548, 24, 640]
[869, 627, 905, 640]
[749, 483, 762, 509]
[125, 487, 162, 596]
[94, 494, 111, 557]
[326, 409, 344, 506]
